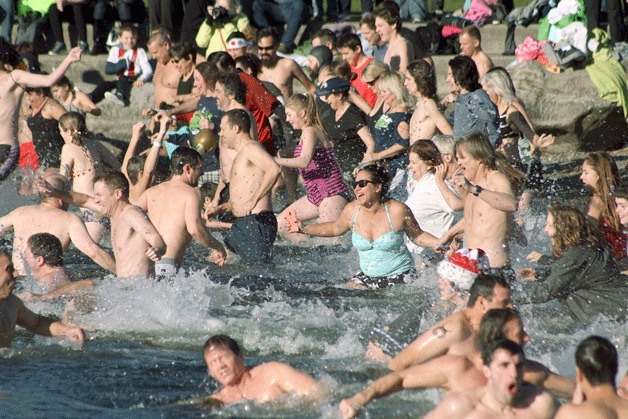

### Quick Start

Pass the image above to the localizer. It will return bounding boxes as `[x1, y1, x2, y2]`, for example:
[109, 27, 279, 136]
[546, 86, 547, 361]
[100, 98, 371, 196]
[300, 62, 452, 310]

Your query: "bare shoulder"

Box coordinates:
[518, 383, 557, 416]
[487, 170, 512, 192]
[556, 402, 617, 419]
[427, 388, 482, 418]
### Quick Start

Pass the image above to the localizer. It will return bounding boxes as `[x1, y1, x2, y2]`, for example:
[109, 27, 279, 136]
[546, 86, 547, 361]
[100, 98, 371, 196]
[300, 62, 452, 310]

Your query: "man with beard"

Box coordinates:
[135, 147, 226, 276]
[256, 28, 316, 100]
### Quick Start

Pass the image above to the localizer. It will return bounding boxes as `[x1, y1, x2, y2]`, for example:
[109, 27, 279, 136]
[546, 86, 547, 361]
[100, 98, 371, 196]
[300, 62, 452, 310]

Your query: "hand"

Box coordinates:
[132, 122, 145, 138]
[145, 246, 163, 262]
[533, 133, 555, 149]
[434, 163, 448, 182]
[158, 116, 171, 133]
[362, 151, 376, 162]
[339, 397, 363, 419]
[199, 117, 211, 130]
[446, 238, 461, 257]
[65, 325, 86, 348]
[284, 209, 301, 233]
[132, 79, 144, 88]
[209, 247, 227, 267]
[141, 108, 156, 117]
[153, 111, 170, 123]
[452, 171, 473, 194]
[205, 204, 219, 220]
[66, 46, 82, 63]
[56, 0, 63, 12]
[526, 251, 543, 263]
[517, 268, 536, 281]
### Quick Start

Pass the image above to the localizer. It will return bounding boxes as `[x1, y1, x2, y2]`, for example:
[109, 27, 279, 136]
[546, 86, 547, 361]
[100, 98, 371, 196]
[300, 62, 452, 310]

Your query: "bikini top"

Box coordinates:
[351, 202, 414, 277]
[71, 145, 99, 178]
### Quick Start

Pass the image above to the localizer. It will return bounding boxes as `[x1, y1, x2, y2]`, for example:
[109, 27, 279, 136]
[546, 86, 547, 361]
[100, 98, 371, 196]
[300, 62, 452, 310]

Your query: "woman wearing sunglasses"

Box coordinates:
[290, 162, 445, 289]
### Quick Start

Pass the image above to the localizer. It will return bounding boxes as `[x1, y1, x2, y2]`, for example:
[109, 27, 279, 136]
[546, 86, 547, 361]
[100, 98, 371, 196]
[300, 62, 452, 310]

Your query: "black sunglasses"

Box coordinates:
[353, 180, 377, 189]
[257, 45, 275, 51]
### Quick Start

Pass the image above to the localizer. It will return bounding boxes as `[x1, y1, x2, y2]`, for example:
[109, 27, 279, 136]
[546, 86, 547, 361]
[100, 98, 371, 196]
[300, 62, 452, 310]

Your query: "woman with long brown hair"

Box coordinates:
[517, 203, 625, 321]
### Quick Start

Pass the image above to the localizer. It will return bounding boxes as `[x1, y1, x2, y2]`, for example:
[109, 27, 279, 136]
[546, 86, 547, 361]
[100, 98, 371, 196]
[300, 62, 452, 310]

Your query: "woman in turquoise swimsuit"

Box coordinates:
[291, 162, 445, 289]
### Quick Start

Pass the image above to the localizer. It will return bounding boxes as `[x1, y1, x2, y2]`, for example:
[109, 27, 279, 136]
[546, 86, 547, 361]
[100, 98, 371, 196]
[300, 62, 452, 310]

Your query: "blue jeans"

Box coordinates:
[0, 0, 14, 42]
[252, 0, 307, 48]
[398, 0, 428, 21]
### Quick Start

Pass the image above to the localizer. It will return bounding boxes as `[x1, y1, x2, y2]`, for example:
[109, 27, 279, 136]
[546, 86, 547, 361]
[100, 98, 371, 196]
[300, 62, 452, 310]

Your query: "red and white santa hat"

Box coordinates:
[437, 248, 490, 291]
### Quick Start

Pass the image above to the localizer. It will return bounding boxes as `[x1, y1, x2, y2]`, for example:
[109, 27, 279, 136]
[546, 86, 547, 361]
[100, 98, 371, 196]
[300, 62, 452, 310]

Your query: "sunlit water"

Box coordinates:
[1, 178, 626, 418]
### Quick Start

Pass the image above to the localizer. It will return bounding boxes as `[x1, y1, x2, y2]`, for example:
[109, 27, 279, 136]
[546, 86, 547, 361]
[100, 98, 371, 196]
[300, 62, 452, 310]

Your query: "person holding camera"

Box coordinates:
[195, 0, 251, 57]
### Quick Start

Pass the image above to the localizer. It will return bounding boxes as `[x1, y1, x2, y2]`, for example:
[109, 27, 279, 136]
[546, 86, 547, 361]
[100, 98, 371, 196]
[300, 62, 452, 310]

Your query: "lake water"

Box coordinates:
[1, 180, 626, 418]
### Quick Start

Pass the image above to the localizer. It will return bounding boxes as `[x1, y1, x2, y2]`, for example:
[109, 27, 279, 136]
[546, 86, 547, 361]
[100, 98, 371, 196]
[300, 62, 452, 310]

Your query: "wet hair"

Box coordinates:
[196, 61, 217, 90]
[467, 273, 511, 307]
[478, 308, 520, 347]
[575, 336, 618, 387]
[357, 162, 391, 200]
[460, 25, 482, 43]
[170, 147, 202, 175]
[455, 132, 525, 196]
[126, 155, 146, 185]
[480, 68, 516, 107]
[58, 112, 89, 146]
[119, 23, 138, 39]
[406, 59, 437, 99]
[94, 170, 129, 199]
[0, 38, 19, 68]
[449, 55, 481, 92]
[431, 134, 456, 156]
[362, 60, 390, 84]
[337, 33, 362, 51]
[482, 339, 524, 366]
[148, 31, 171, 47]
[203, 335, 243, 357]
[312, 29, 337, 49]
[171, 41, 197, 62]
[584, 152, 621, 231]
[286, 93, 324, 130]
[257, 27, 278, 45]
[408, 140, 443, 173]
[328, 59, 356, 82]
[360, 13, 376, 30]
[223, 108, 252, 134]
[208, 51, 235, 72]
[216, 71, 246, 105]
[27, 233, 63, 267]
[235, 54, 260, 78]
[548, 203, 600, 259]
[377, 72, 412, 109]
[373, 1, 402, 32]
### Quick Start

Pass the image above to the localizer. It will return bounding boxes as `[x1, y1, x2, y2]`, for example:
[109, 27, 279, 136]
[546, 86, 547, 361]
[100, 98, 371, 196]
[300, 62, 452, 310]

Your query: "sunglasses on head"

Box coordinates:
[257, 45, 275, 51]
[353, 179, 377, 189]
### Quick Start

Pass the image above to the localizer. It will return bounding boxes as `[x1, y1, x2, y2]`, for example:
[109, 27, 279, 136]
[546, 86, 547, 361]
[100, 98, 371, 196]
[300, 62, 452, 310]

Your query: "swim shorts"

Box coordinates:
[481, 265, 516, 286]
[0, 144, 19, 181]
[350, 268, 416, 290]
[18, 141, 40, 170]
[224, 211, 277, 264]
[81, 209, 111, 229]
[155, 258, 179, 279]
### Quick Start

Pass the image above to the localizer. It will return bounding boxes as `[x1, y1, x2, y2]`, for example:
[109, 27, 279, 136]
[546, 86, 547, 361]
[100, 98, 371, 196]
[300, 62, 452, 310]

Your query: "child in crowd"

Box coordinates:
[104, 23, 153, 107]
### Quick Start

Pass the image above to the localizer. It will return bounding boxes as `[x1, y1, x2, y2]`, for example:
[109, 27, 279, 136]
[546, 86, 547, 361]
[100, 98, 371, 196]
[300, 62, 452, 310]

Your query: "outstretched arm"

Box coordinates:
[523, 360, 575, 399]
[15, 296, 85, 346]
[402, 204, 443, 250]
[299, 204, 353, 237]
[11, 48, 82, 87]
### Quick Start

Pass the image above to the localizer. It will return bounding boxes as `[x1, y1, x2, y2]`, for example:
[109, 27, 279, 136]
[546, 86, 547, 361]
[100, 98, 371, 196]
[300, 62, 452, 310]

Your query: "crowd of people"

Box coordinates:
[0, 0, 626, 416]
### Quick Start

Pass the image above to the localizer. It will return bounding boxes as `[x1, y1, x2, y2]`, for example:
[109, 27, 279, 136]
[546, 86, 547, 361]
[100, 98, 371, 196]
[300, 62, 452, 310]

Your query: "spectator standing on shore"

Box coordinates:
[195, 0, 250, 57]
[251, 0, 308, 54]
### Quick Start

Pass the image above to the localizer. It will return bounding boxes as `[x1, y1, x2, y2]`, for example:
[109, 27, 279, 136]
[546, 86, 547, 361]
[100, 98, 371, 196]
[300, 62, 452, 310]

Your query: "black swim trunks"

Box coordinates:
[224, 211, 277, 264]
[0, 144, 19, 181]
[350, 269, 416, 290]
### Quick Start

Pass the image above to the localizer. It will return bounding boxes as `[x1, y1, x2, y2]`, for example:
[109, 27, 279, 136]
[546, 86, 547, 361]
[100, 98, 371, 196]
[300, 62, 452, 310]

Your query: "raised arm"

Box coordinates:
[435, 164, 463, 211]
[68, 216, 116, 273]
[11, 47, 82, 88]
[121, 122, 145, 179]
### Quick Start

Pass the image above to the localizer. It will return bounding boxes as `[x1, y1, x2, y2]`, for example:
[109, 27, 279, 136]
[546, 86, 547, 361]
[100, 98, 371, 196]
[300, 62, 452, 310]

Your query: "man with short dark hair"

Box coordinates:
[0, 251, 85, 348]
[338, 33, 377, 107]
[556, 336, 628, 419]
[22, 233, 72, 295]
[201, 334, 318, 404]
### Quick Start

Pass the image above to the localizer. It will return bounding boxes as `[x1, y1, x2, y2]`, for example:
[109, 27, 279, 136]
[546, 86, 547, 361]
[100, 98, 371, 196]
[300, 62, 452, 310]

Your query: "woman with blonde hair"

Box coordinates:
[275, 93, 351, 244]
[517, 203, 625, 321]
[359, 61, 391, 131]
[362, 71, 412, 200]
[58, 112, 120, 241]
[580, 152, 625, 261]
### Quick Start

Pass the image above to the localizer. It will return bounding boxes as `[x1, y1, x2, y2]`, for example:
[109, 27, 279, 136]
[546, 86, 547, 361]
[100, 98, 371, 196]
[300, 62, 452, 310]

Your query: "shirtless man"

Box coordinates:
[0, 251, 85, 348]
[21, 233, 72, 295]
[256, 28, 316, 100]
[201, 334, 318, 404]
[441, 132, 519, 280]
[0, 40, 81, 181]
[146, 32, 180, 108]
[556, 336, 628, 419]
[459, 26, 494, 79]
[135, 147, 226, 276]
[427, 339, 557, 419]
[208, 109, 281, 264]
[385, 274, 513, 371]
[341, 309, 571, 418]
[0, 174, 115, 276]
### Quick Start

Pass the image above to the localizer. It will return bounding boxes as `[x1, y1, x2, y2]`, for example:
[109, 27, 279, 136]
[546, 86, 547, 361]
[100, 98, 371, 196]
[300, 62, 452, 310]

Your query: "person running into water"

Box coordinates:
[275, 92, 351, 245]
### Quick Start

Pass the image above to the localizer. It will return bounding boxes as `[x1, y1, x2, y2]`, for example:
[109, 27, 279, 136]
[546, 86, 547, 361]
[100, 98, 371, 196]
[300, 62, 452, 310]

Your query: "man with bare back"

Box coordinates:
[0, 40, 81, 181]
[441, 132, 519, 282]
[459, 26, 494, 79]
[208, 109, 281, 264]
[146, 32, 180, 109]
[0, 174, 116, 276]
[256, 28, 316, 100]
[135, 147, 226, 276]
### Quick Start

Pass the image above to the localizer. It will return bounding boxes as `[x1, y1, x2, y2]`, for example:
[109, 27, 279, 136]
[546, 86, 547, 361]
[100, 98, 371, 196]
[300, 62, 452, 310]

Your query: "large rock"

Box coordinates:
[509, 60, 627, 152]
